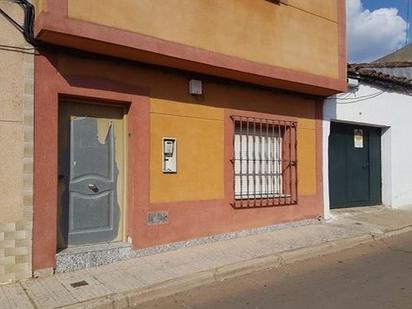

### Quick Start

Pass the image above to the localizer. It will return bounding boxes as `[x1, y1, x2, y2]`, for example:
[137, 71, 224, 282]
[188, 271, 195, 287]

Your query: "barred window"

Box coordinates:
[232, 116, 297, 208]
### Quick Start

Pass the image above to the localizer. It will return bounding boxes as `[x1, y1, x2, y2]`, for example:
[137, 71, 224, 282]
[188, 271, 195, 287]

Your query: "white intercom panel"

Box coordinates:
[162, 137, 177, 173]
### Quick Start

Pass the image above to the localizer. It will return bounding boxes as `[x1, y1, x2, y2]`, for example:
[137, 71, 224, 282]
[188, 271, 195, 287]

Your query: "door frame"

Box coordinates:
[33, 56, 151, 272]
[58, 99, 129, 248]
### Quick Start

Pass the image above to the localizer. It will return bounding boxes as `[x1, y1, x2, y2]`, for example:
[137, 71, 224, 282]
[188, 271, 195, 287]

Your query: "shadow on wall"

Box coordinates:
[45, 51, 322, 122]
[325, 80, 406, 124]
[324, 96, 337, 122]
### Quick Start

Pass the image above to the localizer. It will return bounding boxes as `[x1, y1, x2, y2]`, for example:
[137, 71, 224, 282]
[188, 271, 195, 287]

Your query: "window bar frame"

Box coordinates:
[272, 119, 276, 205]
[265, 119, 271, 206]
[294, 122, 298, 204]
[285, 121, 288, 204]
[232, 115, 297, 208]
[253, 118, 257, 207]
[239, 117, 243, 207]
[279, 121, 283, 205]
[246, 118, 250, 202]
[284, 121, 288, 205]
[288, 121, 292, 204]
[272, 120, 277, 206]
[284, 122, 287, 203]
[232, 117, 236, 206]
[253, 118, 262, 206]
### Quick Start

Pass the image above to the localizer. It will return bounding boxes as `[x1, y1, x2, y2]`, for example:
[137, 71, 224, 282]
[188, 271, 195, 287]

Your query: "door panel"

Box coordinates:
[328, 124, 347, 207]
[329, 122, 381, 209]
[70, 192, 113, 231]
[346, 128, 369, 202]
[58, 102, 125, 248]
[369, 127, 382, 203]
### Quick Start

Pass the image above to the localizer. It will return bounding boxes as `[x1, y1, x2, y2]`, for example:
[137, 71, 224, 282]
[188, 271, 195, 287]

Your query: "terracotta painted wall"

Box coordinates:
[67, 0, 339, 79]
[34, 52, 323, 270]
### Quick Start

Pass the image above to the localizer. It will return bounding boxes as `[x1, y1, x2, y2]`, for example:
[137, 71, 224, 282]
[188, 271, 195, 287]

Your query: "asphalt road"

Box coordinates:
[133, 230, 412, 309]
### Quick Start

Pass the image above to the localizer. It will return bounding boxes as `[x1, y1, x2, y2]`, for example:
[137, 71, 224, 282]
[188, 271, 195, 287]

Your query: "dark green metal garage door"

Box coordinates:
[329, 122, 382, 209]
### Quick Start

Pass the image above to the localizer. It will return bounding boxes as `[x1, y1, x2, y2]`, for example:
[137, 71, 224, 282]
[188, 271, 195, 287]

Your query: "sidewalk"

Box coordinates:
[3, 206, 412, 309]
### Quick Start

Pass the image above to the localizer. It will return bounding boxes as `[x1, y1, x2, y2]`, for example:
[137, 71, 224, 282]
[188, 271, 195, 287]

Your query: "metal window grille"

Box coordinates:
[232, 116, 297, 208]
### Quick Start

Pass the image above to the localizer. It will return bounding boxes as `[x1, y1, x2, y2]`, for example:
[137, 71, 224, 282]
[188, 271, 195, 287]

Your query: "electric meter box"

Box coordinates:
[162, 137, 177, 173]
[189, 79, 203, 95]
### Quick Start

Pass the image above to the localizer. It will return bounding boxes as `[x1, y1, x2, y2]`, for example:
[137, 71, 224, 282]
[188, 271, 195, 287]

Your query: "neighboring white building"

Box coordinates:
[323, 64, 412, 218]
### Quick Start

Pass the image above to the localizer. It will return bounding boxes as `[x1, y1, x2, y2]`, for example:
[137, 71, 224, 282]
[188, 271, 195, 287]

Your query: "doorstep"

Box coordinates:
[56, 242, 132, 273]
[331, 205, 387, 216]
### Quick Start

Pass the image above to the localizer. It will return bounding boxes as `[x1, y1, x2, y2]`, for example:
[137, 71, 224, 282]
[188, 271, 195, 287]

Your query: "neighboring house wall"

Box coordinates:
[323, 82, 412, 217]
[0, 1, 34, 283]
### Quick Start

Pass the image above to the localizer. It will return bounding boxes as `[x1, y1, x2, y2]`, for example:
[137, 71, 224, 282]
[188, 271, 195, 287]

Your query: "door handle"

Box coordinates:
[88, 183, 99, 193]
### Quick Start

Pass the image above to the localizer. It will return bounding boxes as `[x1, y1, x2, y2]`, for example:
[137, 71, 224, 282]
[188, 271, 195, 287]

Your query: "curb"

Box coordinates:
[61, 225, 412, 309]
[375, 225, 412, 239]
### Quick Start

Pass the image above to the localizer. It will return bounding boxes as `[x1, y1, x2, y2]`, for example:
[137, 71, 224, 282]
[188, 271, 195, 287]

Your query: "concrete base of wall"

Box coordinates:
[53, 219, 319, 273]
[32, 267, 54, 279]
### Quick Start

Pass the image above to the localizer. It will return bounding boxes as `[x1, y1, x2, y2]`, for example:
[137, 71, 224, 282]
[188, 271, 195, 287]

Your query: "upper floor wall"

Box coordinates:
[33, 0, 346, 95]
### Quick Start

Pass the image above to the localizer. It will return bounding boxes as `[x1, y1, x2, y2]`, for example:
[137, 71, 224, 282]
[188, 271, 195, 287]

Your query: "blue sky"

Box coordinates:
[364, 0, 411, 41]
[364, 0, 409, 17]
[347, 0, 411, 62]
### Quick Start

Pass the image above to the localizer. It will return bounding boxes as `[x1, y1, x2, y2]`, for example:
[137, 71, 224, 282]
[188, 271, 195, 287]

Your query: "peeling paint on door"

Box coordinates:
[96, 120, 113, 144]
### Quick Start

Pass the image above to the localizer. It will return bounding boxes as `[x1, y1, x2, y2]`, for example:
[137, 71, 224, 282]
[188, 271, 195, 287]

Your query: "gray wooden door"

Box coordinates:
[58, 102, 125, 248]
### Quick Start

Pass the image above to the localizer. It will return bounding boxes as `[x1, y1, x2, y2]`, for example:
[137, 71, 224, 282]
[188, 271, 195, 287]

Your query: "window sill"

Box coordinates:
[232, 197, 297, 209]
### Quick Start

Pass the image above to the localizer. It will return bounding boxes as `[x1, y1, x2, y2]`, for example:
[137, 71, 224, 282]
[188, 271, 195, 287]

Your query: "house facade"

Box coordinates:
[324, 64, 412, 216]
[30, 0, 346, 276]
[0, 0, 34, 283]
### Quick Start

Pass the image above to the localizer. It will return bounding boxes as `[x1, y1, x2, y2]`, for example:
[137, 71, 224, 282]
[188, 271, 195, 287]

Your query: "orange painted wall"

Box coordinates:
[150, 89, 318, 203]
[66, 0, 340, 79]
[150, 102, 225, 203]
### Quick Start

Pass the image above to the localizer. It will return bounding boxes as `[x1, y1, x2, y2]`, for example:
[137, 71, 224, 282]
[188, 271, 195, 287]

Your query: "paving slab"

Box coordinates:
[0, 283, 34, 309]
[90, 269, 146, 293]
[21, 276, 77, 309]
[3, 206, 412, 309]
[55, 271, 111, 302]
[352, 209, 412, 231]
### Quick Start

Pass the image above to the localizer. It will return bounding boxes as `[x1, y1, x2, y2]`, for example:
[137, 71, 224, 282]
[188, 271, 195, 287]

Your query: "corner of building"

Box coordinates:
[0, 0, 34, 284]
